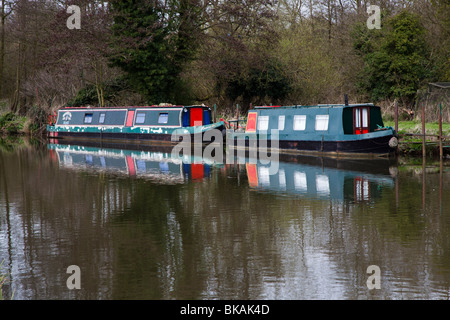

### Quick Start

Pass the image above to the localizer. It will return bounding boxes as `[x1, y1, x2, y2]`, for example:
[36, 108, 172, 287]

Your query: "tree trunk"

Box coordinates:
[0, 0, 5, 96]
[10, 42, 21, 113]
[94, 61, 105, 107]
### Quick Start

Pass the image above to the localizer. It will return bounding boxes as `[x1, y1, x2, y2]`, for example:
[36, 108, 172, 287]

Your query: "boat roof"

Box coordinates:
[253, 103, 376, 109]
[59, 105, 209, 110]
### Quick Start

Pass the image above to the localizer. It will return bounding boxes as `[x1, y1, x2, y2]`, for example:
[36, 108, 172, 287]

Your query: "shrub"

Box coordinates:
[0, 112, 27, 135]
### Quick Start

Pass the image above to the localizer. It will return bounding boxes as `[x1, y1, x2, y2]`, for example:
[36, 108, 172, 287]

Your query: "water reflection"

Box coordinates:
[243, 156, 395, 203]
[48, 143, 215, 183]
[0, 142, 449, 300]
[49, 143, 396, 203]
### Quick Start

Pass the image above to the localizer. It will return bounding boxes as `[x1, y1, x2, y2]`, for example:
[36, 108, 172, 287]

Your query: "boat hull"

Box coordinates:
[227, 130, 397, 158]
[47, 122, 226, 146]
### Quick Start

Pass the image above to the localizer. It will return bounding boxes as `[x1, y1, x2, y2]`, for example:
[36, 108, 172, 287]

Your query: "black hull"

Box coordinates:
[50, 131, 174, 143]
[48, 126, 226, 145]
[229, 134, 396, 158]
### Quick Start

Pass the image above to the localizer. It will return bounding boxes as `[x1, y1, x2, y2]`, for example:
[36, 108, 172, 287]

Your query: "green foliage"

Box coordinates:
[353, 11, 433, 105]
[66, 78, 133, 107]
[273, 25, 345, 105]
[0, 112, 27, 134]
[26, 105, 49, 134]
[108, 0, 200, 105]
[351, 21, 383, 56]
[430, 0, 450, 80]
[66, 85, 99, 107]
[224, 59, 291, 108]
[384, 120, 450, 136]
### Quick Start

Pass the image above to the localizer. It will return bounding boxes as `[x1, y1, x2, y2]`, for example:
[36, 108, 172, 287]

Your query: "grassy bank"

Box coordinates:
[1, 99, 48, 136]
[0, 112, 29, 135]
[385, 120, 450, 157]
[0, 111, 46, 137]
[384, 120, 450, 136]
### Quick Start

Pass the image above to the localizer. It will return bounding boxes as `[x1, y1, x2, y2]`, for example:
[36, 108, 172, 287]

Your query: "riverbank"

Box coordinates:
[0, 112, 29, 135]
[384, 120, 450, 157]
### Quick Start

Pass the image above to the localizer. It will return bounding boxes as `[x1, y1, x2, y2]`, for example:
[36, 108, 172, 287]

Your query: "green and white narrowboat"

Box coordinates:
[227, 103, 398, 157]
[48, 143, 216, 182]
[47, 105, 226, 144]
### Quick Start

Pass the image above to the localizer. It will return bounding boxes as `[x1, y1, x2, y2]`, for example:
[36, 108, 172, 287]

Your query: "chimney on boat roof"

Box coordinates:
[344, 94, 349, 106]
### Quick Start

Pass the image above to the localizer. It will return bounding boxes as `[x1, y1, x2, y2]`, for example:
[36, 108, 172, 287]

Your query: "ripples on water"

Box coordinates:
[0, 142, 449, 300]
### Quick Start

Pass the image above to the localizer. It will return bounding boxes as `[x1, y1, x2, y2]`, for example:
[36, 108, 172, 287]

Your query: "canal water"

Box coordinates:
[0, 140, 449, 300]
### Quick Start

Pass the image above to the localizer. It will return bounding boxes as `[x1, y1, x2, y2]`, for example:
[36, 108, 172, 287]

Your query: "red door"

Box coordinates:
[191, 164, 204, 180]
[246, 112, 257, 132]
[246, 164, 258, 188]
[126, 156, 136, 176]
[190, 108, 203, 127]
[354, 107, 369, 134]
[126, 111, 135, 127]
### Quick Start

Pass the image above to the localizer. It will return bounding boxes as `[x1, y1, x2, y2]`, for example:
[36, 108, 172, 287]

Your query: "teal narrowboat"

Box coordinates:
[227, 104, 398, 157]
[47, 105, 226, 144]
[244, 156, 395, 202]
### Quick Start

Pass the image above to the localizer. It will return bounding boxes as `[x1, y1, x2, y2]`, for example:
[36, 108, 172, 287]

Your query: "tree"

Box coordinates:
[427, 0, 450, 80]
[109, 0, 202, 105]
[224, 58, 292, 109]
[192, 0, 290, 112]
[26, 1, 116, 110]
[353, 10, 433, 107]
[0, 0, 13, 97]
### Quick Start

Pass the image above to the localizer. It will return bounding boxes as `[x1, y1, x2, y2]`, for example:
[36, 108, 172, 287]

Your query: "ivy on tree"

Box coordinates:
[109, 0, 200, 105]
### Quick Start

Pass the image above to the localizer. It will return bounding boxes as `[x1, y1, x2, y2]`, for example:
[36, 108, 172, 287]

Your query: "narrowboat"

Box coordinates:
[48, 143, 216, 182]
[227, 103, 398, 158]
[243, 155, 395, 202]
[47, 105, 226, 144]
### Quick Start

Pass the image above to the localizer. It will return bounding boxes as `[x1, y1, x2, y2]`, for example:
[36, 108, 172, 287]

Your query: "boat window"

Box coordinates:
[294, 171, 307, 191]
[85, 154, 93, 165]
[258, 116, 269, 131]
[278, 116, 285, 131]
[355, 177, 370, 201]
[293, 115, 306, 131]
[100, 157, 106, 168]
[362, 108, 368, 127]
[135, 112, 146, 124]
[279, 169, 286, 190]
[315, 115, 329, 131]
[258, 166, 270, 187]
[316, 174, 330, 195]
[354, 107, 369, 134]
[99, 113, 106, 124]
[84, 113, 93, 124]
[159, 162, 169, 173]
[158, 113, 169, 124]
[355, 109, 361, 127]
[136, 160, 146, 173]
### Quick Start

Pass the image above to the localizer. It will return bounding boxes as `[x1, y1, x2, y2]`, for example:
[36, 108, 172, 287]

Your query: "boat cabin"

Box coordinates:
[245, 104, 385, 137]
[54, 105, 213, 128]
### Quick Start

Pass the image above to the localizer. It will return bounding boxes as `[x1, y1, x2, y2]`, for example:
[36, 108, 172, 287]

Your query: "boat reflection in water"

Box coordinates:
[47, 143, 217, 183]
[48, 142, 397, 203]
[241, 154, 397, 203]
